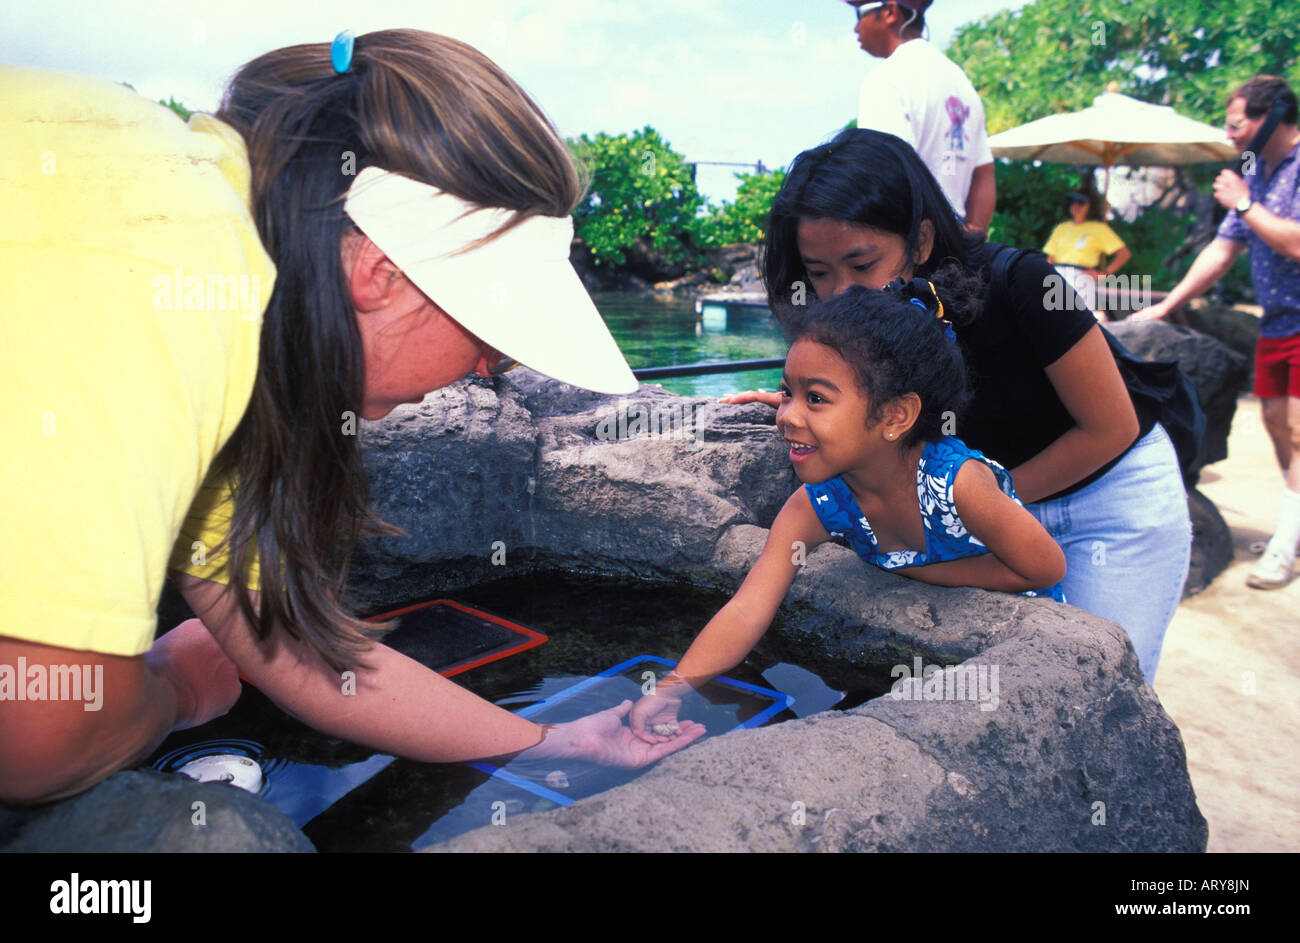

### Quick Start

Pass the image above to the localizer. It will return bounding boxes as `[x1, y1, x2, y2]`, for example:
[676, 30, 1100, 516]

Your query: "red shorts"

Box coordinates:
[1255, 332, 1300, 399]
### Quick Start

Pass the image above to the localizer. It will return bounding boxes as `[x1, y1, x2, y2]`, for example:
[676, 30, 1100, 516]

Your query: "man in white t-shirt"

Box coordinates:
[847, 0, 996, 233]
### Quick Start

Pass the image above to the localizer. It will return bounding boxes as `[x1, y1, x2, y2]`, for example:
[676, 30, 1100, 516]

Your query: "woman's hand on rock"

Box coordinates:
[718, 390, 782, 408]
[1130, 299, 1172, 321]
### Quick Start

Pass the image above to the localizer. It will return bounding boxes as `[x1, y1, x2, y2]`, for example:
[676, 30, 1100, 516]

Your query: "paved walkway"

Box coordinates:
[1153, 393, 1300, 852]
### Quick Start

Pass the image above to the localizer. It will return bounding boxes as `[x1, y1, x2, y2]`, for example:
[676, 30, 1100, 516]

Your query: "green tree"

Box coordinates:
[568, 127, 703, 270]
[948, 0, 1300, 133]
[693, 169, 788, 247]
[950, 0, 1298, 296]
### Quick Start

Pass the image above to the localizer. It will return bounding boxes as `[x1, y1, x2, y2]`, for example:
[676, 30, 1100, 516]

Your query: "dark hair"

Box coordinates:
[213, 30, 583, 672]
[1065, 191, 1099, 221]
[1229, 75, 1298, 126]
[763, 128, 973, 329]
[790, 280, 972, 449]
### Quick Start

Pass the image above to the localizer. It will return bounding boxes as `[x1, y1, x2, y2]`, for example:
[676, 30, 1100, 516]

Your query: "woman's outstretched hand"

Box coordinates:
[530, 701, 704, 768]
[717, 390, 781, 407]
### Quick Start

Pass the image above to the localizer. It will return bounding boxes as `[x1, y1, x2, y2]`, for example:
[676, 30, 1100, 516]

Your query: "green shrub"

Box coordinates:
[987, 159, 1082, 249]
[568, 128, 703, 270]
[693, 169, 787, 247]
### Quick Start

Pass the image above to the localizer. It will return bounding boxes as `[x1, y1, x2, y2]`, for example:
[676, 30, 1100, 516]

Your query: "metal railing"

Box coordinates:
[631, 357, 784, 380]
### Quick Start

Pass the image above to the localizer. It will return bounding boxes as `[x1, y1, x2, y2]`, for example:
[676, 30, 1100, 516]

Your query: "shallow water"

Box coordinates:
[596, 292, 785, 398]
[146, 574, 893, 851]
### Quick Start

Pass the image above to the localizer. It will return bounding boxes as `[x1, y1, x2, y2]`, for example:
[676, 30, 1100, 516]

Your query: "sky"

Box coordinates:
[2, 0, 1031, 204]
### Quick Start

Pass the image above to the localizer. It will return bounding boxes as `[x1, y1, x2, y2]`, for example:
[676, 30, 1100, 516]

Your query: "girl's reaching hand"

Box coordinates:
[629, 689, 686, 744]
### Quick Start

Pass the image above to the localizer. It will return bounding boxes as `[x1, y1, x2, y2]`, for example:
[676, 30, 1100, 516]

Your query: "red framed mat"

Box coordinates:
[365, 599, 548, 677]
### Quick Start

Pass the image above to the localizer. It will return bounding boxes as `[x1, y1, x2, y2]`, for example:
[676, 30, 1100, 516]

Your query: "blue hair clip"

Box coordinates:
[331, 30, 355, 74]
[908, 296, 956, 343]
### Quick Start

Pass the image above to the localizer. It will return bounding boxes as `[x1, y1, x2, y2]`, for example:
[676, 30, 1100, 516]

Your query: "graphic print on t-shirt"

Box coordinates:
[945, 95, 970, 152]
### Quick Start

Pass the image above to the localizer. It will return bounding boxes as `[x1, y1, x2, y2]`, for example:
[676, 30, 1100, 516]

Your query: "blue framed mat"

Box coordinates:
[466, 655, 794, 806]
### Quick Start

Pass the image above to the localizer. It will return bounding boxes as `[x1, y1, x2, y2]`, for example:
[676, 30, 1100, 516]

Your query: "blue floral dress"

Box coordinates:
[804, 436, 1065, 602]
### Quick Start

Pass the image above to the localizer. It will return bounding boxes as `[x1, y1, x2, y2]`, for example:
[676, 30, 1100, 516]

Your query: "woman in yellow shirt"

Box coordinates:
[0, 31, 702, 804]
[1043, 191, 1132, 315]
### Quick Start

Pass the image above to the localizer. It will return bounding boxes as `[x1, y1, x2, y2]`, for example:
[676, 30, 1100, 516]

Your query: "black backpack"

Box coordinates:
[987, 244, 1207, 487]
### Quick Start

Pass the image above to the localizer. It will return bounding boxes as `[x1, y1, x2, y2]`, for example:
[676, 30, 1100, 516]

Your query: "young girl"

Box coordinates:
[724, 129, 1190, 687]
[630, 278, 1065, 741]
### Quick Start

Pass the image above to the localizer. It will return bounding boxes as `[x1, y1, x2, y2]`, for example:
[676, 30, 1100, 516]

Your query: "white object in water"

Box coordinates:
[177, 754, 263, 793]
[698, 304, 727, 333]
[544, 770, 570, 790]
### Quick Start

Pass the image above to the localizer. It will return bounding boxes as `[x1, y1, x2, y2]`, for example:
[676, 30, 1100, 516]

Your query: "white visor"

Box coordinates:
[343, 166, 636, 394]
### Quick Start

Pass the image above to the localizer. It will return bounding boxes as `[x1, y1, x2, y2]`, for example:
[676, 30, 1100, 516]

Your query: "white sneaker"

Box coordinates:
[1247, 548, 1295, 590]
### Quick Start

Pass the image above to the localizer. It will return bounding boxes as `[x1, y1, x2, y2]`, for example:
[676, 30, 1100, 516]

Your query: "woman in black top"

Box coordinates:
[729, 129, 1189, 685]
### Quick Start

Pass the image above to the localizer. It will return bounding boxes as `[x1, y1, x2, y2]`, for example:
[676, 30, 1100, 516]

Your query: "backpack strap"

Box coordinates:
[986, 242, 1034, 307]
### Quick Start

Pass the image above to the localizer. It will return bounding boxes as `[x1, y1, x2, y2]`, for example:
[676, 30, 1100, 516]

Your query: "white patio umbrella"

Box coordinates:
[988, 87, 1237, 212]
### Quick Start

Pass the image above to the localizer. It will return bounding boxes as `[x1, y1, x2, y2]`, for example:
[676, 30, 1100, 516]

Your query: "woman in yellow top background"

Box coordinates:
[1043, 191, 1132, 315]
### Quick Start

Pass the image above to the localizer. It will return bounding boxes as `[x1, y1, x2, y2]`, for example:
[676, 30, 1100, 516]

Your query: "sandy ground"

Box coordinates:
[1153, 392, 1300, 852]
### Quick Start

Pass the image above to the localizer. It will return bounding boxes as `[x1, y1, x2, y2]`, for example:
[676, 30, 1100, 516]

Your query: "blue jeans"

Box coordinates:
[1026, 424, 1191, 685]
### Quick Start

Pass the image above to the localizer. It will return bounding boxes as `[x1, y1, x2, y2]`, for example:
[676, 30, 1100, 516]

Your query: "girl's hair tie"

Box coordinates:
[888, 277, 956, 343]
[331, 30, 355, 74]
[924, 279, 946, 325]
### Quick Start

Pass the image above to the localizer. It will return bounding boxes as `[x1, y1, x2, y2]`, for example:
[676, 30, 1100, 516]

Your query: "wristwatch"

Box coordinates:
[1236, 195, 1254, 214]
